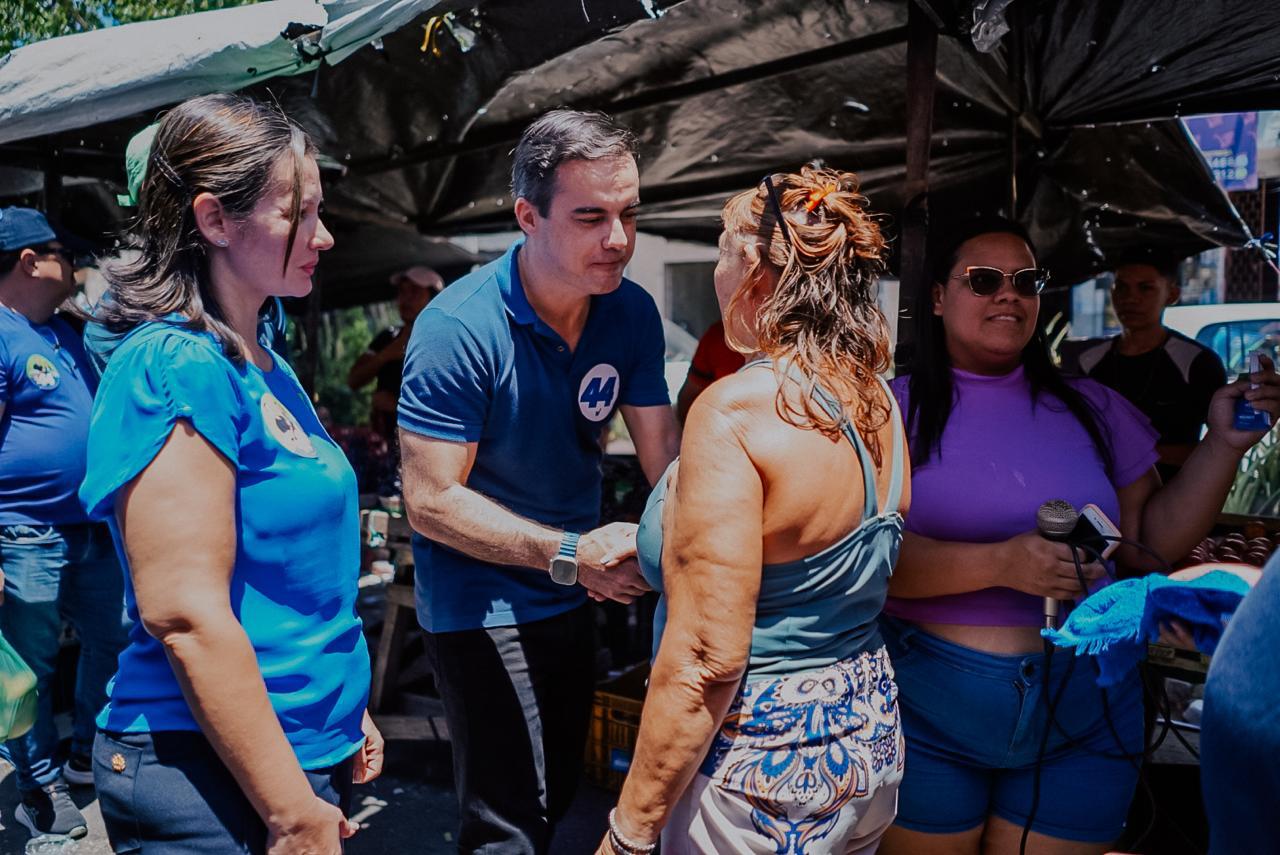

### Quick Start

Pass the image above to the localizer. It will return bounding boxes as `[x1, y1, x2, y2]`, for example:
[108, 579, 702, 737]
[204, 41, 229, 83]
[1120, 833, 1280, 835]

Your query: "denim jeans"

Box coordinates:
[0, 522, 129, 791]
[95, 730, 355, 854]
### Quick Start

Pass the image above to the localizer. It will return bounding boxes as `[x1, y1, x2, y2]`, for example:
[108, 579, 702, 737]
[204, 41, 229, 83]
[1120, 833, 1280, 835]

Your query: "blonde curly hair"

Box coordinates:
[720, 165, 892, 464]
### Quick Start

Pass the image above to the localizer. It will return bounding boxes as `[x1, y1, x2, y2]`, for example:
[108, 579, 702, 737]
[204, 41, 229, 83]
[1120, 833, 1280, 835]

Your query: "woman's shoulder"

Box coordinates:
[699, 360, 775, 403]
[99, 320, 237, 392]
[112, 318, 219, 357]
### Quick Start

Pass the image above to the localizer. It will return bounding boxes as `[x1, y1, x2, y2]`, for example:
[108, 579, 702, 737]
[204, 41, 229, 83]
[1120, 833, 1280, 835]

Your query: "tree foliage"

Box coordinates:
[291, 302, 398, 428]
[2, 0, 259, 54]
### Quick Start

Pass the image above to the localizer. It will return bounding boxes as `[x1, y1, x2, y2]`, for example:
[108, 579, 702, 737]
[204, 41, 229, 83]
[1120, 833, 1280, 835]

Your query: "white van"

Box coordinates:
[1163, 303, 1280, 376]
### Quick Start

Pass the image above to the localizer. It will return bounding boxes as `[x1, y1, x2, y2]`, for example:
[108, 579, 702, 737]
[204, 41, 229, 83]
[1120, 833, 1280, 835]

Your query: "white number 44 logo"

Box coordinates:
[578, 363, 620, 422]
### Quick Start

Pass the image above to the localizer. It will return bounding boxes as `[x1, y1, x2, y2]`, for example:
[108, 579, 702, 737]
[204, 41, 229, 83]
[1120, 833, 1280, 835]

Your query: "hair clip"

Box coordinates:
[804, 184, 837, 214]
[151, 151, 187, 193]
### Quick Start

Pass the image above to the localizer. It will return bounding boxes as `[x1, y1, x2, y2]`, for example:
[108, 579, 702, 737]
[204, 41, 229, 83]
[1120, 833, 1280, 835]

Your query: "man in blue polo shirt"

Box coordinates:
[399, 110, 679, 853]
[0, 208, 128, 841]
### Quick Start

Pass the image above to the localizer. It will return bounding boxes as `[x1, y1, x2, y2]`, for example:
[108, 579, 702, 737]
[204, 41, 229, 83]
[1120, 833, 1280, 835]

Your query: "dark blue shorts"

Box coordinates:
[881, 617, 1143, 843]
[94, 730, 355, 854]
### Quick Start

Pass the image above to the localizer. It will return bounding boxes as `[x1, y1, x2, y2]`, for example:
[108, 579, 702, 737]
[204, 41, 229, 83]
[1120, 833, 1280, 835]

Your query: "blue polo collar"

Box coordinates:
[498, 240, 539, 328]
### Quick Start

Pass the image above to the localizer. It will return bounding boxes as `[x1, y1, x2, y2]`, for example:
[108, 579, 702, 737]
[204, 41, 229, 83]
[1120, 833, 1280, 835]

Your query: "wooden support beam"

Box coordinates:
[1007, 0, 1026, 216]
[896, 1, 940, 367]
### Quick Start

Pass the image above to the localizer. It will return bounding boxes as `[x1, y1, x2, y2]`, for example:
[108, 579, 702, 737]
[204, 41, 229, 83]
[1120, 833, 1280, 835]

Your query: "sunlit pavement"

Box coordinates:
[1, 737, 614, 854]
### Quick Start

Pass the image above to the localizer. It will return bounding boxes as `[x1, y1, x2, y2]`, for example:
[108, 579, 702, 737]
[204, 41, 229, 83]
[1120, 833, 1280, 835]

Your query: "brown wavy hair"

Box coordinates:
[720, 165, 892, 464]
[97, 93, 314, 362]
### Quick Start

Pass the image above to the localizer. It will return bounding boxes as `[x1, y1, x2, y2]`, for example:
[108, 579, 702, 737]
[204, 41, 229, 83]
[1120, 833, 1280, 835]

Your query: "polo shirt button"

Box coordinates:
[557, 346, 565, 352]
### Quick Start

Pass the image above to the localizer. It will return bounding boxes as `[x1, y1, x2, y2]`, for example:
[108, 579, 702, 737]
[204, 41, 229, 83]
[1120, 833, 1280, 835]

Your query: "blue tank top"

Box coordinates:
[637, 360, 905, 679]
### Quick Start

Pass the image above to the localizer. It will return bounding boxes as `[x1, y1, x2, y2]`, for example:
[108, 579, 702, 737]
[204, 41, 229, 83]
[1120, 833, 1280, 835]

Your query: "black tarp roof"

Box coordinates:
[4, 0, 1278, 293]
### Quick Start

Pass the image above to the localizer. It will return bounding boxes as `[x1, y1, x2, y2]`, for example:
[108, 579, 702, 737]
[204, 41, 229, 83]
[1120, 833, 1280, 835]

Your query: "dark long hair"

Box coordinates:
[904, 214, 1113, 473]
[97, 94, 315, 361]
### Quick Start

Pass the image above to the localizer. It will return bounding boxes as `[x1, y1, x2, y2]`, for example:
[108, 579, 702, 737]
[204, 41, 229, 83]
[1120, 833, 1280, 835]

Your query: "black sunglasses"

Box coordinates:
[952, 265, 1049, 297]
[34, 244, 81, 266]
[760, 174, 793, 246]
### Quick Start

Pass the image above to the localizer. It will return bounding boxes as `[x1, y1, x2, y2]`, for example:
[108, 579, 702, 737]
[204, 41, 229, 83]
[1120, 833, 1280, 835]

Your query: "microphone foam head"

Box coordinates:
[1037, 499, 1078, 538]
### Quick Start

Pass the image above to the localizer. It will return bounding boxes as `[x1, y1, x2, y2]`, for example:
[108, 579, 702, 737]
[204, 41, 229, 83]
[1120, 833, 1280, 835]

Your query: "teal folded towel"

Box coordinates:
[1043, 570, 1252, 686]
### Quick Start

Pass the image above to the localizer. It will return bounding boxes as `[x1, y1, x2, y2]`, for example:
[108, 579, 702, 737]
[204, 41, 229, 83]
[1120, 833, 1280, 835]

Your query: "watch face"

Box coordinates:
[550, 556, 578, 586]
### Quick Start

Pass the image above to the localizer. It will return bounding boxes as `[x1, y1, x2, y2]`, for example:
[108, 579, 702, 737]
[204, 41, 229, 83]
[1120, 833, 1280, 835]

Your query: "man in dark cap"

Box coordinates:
[0, 207, 127, 840]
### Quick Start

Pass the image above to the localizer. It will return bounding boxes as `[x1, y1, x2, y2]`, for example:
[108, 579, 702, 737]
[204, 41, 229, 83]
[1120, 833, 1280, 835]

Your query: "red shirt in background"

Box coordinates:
[688, 320, 746, 384]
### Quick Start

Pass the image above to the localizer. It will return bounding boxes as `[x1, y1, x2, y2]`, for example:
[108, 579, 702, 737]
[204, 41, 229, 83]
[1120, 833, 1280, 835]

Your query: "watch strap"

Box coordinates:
[557, 530, 581, 560]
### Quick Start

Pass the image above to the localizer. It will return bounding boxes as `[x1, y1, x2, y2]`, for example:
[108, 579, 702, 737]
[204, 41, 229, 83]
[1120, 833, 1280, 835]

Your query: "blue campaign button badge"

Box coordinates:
[578, 363, 620, 422]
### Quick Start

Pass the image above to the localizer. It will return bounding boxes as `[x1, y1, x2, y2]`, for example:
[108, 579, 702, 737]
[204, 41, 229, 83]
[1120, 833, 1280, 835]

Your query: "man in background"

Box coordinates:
[348, 265, 444, 442]
[1069, 259, 1226, 480]
[0, 207, 127, 841]
[675, 318, 744, 424]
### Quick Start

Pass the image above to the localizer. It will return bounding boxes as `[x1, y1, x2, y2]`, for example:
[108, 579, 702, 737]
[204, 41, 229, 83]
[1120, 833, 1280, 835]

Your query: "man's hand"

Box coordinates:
[578, 522, 639, 570]
[579, 558, 651, 604]
[577, 522, 651, 604]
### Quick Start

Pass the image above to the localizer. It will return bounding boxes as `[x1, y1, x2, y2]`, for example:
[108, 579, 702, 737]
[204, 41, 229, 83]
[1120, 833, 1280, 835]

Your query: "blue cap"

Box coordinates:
[0, 207, 58, 252]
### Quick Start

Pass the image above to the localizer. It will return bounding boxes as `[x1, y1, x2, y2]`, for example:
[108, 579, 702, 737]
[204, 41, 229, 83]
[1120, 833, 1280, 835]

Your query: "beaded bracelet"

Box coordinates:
[607, 808, 657, 855]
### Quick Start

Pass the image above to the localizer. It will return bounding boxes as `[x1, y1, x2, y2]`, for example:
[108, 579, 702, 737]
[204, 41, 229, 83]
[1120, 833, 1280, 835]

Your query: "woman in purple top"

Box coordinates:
[878, 215, 1280, 855]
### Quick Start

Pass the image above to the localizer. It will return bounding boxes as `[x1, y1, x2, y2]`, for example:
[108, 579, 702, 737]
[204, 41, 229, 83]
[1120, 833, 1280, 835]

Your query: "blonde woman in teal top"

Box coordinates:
[598, 167, 910, 855]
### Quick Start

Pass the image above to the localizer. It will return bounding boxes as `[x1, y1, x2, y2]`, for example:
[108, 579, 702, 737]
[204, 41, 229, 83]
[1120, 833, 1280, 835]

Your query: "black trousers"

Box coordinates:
[424, 604, 596, 855]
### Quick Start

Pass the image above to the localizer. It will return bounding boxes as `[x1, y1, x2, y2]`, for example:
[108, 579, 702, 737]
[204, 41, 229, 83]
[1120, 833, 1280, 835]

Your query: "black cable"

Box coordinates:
[1018, 529, 1195, 854]
[1095, 533, 1175, 576]
[1019, 542, 1086, 855]
[1044, 539, 1203, 853]
[1033, 633, 1202, 852]
[1020, 639, 1067, 855]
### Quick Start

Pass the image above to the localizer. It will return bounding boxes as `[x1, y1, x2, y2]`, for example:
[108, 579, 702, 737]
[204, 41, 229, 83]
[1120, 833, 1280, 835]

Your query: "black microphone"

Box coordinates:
[1036, 500, 1079, 629]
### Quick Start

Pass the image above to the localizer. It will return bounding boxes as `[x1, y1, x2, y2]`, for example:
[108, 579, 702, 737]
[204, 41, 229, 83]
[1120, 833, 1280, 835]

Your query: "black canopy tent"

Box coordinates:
[279, 0, 1272, 274]
[3, 0, 1277, 309]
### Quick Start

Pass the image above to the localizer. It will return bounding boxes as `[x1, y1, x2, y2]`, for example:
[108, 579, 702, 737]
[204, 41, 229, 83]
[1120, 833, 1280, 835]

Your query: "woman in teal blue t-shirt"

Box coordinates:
[80, 94, 380, 855]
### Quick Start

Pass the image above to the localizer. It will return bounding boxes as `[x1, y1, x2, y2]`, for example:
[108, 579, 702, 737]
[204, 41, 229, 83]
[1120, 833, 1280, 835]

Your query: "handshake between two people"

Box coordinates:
[576, 522, 652, 605]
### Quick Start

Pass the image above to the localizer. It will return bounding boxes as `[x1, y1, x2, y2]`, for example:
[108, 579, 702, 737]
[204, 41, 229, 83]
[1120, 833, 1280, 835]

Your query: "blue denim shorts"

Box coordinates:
[880, 617, 1143, 843]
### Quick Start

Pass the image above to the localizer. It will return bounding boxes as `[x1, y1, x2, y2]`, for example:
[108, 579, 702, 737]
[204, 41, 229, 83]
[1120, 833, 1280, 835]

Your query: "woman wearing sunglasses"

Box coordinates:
[597, 167, 909, 855]
[878, 215, 1280, 855]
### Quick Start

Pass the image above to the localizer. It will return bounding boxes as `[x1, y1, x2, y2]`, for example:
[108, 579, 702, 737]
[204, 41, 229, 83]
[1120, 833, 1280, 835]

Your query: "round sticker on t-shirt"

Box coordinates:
[25, 354, 59, 390]
[260, 392, 318, 458]
[578, 363, 620, 422]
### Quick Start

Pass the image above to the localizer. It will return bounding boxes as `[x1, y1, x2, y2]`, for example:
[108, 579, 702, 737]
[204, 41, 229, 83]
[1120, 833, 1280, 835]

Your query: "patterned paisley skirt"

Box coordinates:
[663, 646, 903, 855]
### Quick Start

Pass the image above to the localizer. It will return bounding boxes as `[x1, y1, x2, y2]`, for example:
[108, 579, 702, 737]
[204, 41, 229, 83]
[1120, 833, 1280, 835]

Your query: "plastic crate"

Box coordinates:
[584, 663, 649, 791]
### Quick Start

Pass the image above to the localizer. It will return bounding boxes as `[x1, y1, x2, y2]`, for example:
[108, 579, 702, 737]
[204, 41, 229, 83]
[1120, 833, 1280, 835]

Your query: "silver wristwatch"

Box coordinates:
[549, 531, 581, 586]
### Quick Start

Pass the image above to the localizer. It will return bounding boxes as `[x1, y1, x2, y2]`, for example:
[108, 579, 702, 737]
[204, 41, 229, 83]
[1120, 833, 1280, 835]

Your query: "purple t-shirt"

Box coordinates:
[885, 365, 1159, 627]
